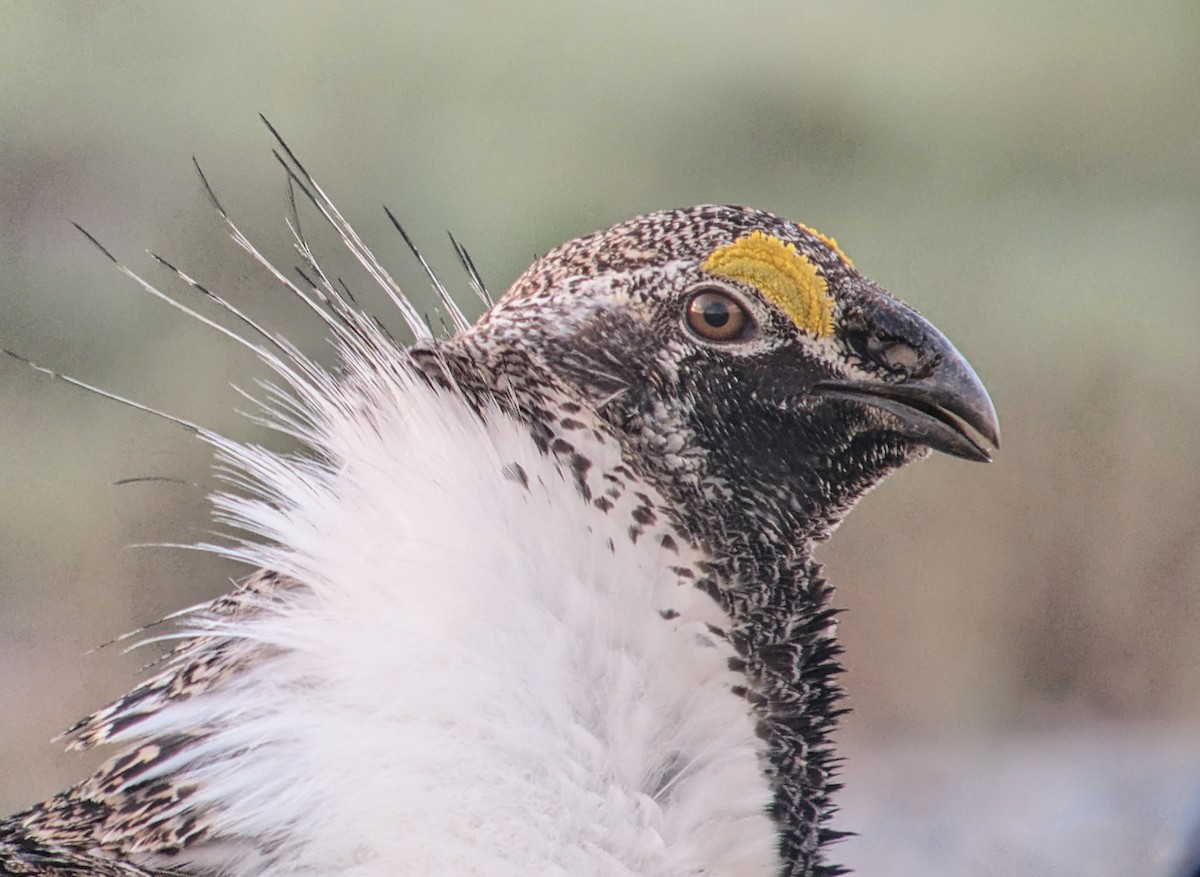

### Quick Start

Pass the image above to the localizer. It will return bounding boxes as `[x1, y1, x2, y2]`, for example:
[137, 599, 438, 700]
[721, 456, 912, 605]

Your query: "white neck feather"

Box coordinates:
[140, 370, 778, 876]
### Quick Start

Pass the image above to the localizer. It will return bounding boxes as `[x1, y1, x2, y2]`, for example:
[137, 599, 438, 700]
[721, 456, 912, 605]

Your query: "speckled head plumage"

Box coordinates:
[462, 205, 998, 547]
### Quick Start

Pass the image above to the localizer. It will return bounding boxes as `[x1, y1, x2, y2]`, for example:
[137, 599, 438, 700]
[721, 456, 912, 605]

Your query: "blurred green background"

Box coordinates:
[1, 2, 1198, 873]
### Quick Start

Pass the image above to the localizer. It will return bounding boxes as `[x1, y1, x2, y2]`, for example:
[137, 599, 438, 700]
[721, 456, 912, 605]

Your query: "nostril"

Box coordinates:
[868, 336, 920, 372]
[854, 333, 916, 376]
[844, 323, 923, 375]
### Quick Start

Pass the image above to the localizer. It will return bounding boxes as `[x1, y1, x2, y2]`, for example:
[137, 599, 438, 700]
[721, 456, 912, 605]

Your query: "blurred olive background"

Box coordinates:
[1, 2, 1198, 874]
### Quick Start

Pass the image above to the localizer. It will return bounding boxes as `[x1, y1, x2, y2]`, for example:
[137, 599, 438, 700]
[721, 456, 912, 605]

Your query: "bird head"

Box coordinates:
[466, 205, 1000, 545]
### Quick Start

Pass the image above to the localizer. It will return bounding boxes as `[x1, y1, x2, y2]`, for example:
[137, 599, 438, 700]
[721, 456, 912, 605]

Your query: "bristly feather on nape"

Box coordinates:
[0, 117, 997, 877]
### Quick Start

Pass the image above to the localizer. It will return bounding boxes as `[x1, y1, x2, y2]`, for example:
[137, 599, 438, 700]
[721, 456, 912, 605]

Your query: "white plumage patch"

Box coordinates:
[119, 351, 777, 876]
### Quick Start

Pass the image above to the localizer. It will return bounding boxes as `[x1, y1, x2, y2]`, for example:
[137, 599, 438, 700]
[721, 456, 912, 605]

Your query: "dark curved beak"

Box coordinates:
[814, 299, 1001, 463]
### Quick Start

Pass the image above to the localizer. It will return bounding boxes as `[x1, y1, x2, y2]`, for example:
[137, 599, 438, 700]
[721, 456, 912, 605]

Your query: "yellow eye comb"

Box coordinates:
[701, 230, 836, 338]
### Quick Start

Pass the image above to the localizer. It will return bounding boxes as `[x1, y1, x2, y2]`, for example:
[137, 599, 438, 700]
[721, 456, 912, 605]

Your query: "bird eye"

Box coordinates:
[685, 288, 750, 342]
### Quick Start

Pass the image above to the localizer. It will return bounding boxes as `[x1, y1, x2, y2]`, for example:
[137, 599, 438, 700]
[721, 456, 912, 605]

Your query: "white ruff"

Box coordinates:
[125, 359, 778, 876]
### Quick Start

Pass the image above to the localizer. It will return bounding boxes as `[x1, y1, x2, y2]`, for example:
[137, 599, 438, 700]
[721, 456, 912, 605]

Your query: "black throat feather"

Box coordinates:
[425, 337, 916, 877]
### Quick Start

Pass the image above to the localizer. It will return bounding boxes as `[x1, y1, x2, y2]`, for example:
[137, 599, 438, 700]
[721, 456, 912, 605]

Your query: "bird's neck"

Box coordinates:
[709, 542, 847, 877]
[424, 342, 860, 876]
[600, 430, 907, 876]
[124, 362, 787, 876]
[602, 466, 851, 876]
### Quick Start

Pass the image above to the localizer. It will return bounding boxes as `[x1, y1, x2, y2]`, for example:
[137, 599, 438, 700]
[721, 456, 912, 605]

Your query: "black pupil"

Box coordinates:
[702, 300, 730, 327]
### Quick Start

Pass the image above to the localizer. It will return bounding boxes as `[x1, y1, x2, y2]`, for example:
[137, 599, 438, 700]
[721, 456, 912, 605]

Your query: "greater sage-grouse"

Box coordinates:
[1, 138, 999, 877]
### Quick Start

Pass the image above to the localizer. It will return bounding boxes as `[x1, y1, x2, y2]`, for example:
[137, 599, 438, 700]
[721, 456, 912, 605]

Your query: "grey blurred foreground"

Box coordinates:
[839, 729, 1200, 877]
